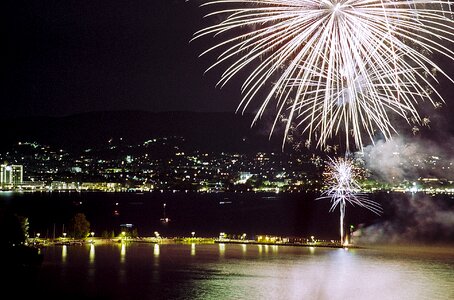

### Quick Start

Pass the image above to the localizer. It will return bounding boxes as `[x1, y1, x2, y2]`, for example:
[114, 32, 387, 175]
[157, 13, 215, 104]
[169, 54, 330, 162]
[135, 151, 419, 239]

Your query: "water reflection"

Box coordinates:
[88, 244, 95, 280]
[152, 243, 160, 283]
[219, 243, 225, 257]
[89, 243, 95, 264]
[61, 245, 67, 263]
[154, 243, 160, 257]
[241, 244, 247, 255]
[120, 242, 126, 263]
[37, 244, 453, 300]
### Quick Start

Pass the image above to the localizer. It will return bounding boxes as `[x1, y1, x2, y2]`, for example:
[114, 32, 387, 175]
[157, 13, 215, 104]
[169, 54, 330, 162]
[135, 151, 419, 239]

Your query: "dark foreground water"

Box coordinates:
[2, 192, 453, 299]
[0, 190, 376, 239]
[5, 243, 454, 300]
[4, 190, 453, 241]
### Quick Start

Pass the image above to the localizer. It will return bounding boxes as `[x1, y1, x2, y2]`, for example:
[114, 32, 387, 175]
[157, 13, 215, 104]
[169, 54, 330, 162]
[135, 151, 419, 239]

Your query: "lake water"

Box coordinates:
[6, 243, 454, 300]
[1, 190, 453, 244]
[0, 190, 427, 239]
[2, 191, 453, 299]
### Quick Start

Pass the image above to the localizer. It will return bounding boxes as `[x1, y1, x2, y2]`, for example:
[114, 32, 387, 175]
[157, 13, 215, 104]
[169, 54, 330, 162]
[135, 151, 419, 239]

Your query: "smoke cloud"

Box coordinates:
[353, 136, 454, 245]
[356, 136, 454, 182]
[353, 194, 454, 245]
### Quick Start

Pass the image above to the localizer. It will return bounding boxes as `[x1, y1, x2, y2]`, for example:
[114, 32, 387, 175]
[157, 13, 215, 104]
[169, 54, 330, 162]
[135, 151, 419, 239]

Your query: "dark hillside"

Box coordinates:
[0, 111, 290, 153]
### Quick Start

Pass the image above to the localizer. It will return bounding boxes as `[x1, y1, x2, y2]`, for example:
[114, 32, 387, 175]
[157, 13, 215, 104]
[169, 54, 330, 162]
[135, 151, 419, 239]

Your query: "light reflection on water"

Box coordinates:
[30, 244, 454, 300]
[61, 244, 67, 263]
[120, 242, 126, 263]
[242, 244, 247, 255]
[89, 243, 95, 264]
[191, 243, 196, 256]
[153, 243, 160, 257]
[218, 243, 225, 257]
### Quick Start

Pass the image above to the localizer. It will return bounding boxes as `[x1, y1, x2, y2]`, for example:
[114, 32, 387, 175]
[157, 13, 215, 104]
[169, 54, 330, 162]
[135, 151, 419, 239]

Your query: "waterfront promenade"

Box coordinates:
[30, 236, 354, 249]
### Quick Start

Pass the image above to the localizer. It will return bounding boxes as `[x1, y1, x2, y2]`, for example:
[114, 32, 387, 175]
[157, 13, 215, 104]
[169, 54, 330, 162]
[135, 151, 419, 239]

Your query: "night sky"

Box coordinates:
[2, 0, 454, 136]
[2, 0, 242, 118]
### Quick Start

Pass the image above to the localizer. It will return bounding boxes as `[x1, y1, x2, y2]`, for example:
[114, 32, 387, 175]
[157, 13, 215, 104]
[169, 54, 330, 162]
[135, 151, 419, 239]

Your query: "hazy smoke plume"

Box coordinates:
[353, 194, 454, 245]
[356, 136, 454, 182]
[352, 136, 454, 245]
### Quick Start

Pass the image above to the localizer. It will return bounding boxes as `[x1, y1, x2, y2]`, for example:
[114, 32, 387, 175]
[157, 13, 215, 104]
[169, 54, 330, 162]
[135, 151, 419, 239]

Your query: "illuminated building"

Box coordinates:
[0, 164, 23, 188]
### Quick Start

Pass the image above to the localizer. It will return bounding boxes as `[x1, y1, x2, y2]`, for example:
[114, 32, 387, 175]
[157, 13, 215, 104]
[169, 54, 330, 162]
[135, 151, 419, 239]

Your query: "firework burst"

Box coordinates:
[193, 0, 454, 150]
[317, 157, 382, 243]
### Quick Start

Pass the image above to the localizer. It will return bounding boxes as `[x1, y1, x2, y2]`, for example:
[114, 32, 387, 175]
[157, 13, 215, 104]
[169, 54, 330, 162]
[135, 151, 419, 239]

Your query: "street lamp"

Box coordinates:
[89, 231, 95, 244]
[191, 231, 195, 238]
[35, 233, 40, 245]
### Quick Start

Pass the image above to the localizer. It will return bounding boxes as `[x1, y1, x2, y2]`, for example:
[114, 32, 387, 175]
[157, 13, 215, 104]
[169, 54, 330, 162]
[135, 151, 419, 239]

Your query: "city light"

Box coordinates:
[1, 139, 453, 194]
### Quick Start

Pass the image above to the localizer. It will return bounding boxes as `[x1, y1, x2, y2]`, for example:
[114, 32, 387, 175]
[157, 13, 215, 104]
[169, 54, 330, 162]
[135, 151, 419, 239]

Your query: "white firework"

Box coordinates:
[286, 61, 433, 149]
[317, 157, 382, 243]
[192, 0, 454, 150]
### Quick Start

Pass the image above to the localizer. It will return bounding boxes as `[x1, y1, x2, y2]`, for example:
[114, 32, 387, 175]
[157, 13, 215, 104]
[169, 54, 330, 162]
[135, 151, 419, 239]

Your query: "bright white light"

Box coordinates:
[318, 157, 382, 242]
[193, 0, 454, 150]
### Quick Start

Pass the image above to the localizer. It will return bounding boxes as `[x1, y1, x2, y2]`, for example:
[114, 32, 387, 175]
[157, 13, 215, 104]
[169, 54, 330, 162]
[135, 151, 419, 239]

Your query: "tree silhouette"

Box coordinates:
[68, 213, 90, 239]
[0, 209, 28, 247]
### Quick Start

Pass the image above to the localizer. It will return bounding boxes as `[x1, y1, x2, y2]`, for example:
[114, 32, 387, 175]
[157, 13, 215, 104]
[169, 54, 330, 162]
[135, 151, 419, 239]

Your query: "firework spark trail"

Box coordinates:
[286, 60, 433, 149]
[193, 0, 454, 150]
[317, 157, 382, 243]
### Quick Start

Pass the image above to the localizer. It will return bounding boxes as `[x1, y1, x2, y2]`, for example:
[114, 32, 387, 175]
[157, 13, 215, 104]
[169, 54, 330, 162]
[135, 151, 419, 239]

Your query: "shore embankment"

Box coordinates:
[30, 237, 357, 249]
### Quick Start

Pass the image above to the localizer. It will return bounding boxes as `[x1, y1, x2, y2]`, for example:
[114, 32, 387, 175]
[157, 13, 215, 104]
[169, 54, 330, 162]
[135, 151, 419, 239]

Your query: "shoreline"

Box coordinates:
[32, 237, 357, 249]
[32, 238, 454, 253]
[213, 239, 360, 249]
[2, 189, 454, 195]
